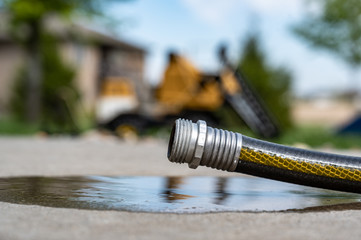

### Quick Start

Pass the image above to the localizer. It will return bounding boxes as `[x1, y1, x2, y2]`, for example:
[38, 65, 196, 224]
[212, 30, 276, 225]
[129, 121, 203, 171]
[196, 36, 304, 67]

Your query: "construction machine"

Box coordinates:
[97, 50, 280, 138]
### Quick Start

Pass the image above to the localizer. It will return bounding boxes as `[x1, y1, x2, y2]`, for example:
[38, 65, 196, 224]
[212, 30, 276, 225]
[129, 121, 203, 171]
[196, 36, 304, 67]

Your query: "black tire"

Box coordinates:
[106, 113, 148, 137]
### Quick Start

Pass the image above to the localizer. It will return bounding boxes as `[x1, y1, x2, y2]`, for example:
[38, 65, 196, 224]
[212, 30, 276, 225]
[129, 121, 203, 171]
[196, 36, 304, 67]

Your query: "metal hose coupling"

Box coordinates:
[167, 119, 242, 171]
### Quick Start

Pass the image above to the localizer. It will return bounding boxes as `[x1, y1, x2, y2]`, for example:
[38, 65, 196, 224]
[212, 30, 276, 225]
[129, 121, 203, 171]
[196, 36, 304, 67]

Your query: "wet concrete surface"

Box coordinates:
[1, 137, 361, 240]
[0, 176, 360, 213]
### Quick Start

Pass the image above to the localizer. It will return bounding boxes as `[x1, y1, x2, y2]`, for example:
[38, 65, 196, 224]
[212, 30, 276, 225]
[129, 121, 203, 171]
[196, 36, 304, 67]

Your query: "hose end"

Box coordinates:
[167, 118, 206, 169]
[167, 118, 242, 171]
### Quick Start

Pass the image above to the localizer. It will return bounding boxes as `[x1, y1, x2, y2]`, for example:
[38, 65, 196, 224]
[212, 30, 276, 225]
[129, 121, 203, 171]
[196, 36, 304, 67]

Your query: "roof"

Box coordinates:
[74, 24, 146, 53]
[0, 13, 146, 53]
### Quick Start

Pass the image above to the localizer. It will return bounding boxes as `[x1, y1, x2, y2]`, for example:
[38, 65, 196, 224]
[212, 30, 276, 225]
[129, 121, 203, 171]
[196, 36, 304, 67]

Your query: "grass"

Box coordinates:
[0, 115, 94, 136]
[275, 125, 361, 149]
[0, 117, 39, 135]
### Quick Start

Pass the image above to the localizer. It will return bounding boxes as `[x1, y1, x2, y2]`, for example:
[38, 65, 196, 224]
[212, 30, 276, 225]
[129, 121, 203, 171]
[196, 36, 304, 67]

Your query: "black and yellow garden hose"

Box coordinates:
[167, 119, 361, 193]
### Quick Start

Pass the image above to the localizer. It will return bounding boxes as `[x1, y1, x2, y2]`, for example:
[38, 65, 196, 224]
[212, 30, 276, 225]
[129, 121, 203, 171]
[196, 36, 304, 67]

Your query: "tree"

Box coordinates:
[238, 34, 293, 129]
[293, 0, 361, 79]
[11, 33, 79, 133]
[1, 0, 127, 123]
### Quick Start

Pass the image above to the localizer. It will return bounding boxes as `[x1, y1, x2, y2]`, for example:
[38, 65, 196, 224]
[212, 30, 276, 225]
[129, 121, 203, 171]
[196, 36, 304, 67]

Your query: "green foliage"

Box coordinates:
[41, 34, 79, 133]
[293, 0, 361, 67]
[2, 0, 120, 21]
[275, 125, 361, 149]
[0, 117, 39, 135]
[10, 69, 27, 121]
[238, 34, 293, 129]
[11, 34, 79, 134]
[4, 0, 124, 43]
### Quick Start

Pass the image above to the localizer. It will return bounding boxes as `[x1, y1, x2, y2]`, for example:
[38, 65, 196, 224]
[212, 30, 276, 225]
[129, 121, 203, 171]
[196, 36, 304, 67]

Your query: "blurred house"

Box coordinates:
[0, 15, 147, 117]
[292, 91, 361, 127]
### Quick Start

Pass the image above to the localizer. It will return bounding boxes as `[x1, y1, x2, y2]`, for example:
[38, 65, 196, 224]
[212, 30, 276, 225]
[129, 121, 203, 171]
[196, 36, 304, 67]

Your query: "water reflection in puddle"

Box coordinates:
[0, 176, 360, 213]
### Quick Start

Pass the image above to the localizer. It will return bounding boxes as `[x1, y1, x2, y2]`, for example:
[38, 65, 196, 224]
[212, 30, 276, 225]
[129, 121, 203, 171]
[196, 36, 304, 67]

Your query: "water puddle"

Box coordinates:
[0, 176, 360, 213]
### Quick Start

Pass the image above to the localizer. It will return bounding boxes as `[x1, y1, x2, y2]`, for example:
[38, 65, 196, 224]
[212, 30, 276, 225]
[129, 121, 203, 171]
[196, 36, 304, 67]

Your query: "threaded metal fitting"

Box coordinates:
[167, 119, 243, 172]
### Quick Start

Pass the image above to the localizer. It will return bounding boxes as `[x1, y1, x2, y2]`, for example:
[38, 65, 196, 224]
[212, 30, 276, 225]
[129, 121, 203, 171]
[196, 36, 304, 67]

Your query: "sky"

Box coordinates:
[107, 0, 361, 96]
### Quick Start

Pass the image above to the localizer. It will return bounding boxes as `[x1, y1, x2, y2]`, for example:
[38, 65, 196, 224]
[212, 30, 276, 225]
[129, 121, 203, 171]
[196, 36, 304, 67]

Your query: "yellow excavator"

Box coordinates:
[98, 49, 280, 138]
[156, 53, 239, 112]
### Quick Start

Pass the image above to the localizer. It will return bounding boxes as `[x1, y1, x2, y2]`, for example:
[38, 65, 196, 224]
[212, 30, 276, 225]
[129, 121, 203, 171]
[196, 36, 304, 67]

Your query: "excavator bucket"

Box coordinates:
[156, 53, 223, 112]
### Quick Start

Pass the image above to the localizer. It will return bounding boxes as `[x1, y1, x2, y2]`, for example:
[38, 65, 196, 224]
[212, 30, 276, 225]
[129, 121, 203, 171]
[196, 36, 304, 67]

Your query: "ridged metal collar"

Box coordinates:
[167, 119, 243, 172]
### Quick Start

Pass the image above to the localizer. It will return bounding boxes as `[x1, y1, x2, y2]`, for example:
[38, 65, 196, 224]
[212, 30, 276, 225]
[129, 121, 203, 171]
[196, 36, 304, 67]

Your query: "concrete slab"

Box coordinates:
[1, 136, 361, 240]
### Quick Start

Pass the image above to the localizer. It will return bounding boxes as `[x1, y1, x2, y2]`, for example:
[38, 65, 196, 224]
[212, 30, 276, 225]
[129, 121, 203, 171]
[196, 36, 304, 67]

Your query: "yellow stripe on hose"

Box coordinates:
[240, 148, 361, 182]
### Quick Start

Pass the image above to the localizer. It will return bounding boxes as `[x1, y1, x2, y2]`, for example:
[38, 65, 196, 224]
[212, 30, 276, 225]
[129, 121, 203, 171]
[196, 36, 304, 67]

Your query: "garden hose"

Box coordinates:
[167, 119, 361, 194]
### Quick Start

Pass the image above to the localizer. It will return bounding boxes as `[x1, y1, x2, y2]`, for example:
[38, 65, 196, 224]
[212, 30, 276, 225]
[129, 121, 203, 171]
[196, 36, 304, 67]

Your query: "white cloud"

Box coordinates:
[246, 0, 304, 16]
[180, 0, 305, 27]
[180, 0, 241, 26]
